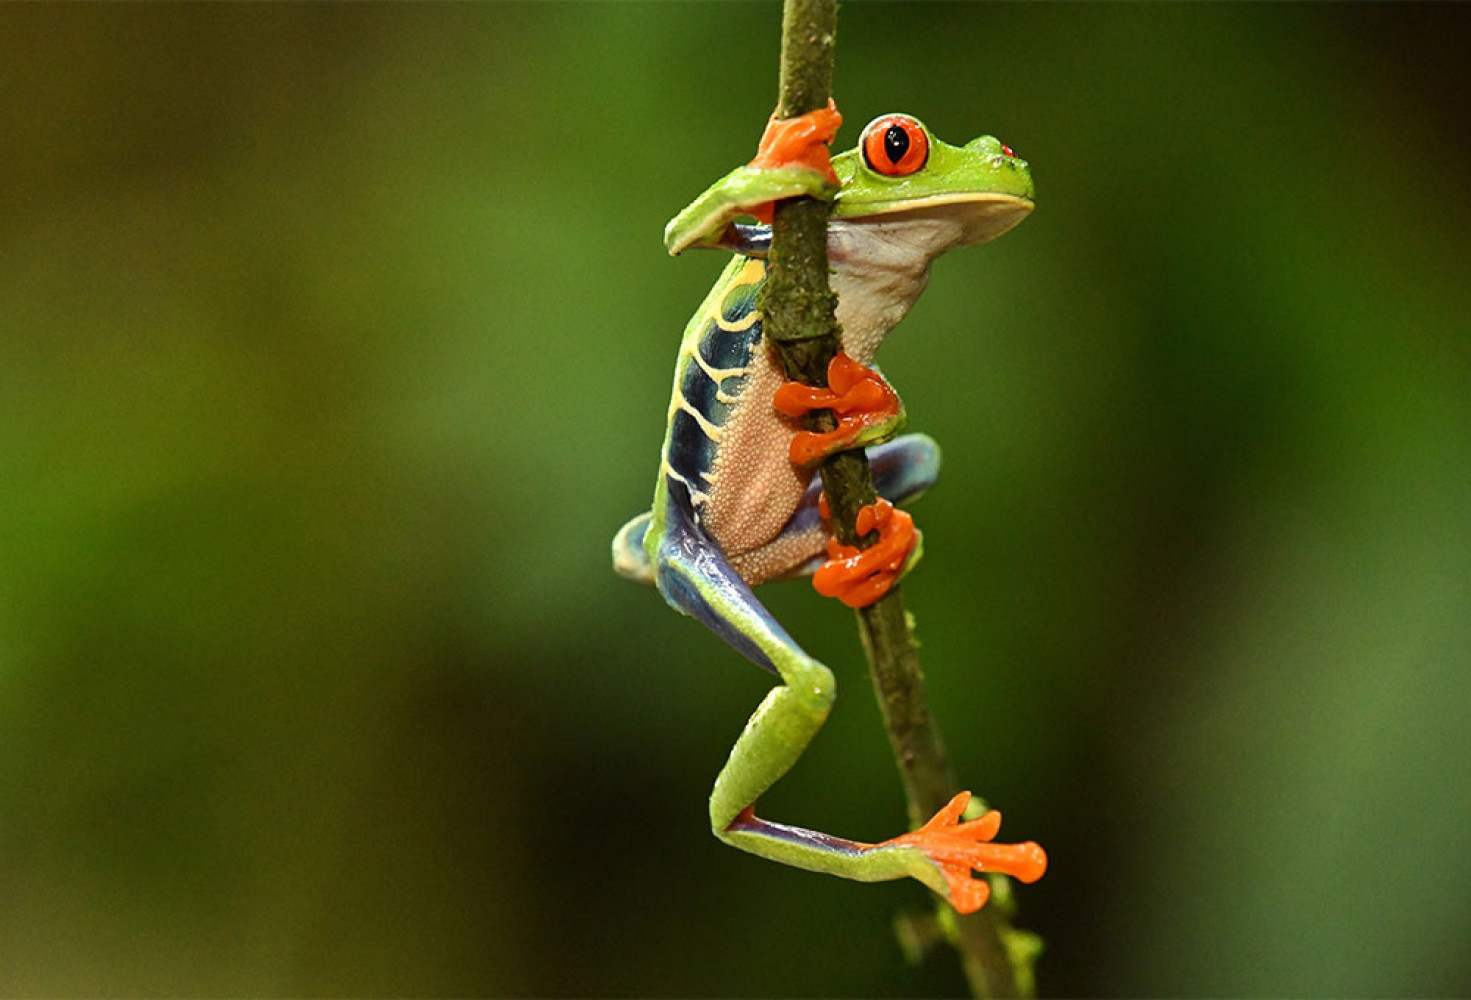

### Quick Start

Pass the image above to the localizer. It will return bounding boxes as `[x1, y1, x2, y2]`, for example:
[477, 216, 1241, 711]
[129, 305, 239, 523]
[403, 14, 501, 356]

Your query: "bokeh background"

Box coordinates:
[4, 3, 1470, 996]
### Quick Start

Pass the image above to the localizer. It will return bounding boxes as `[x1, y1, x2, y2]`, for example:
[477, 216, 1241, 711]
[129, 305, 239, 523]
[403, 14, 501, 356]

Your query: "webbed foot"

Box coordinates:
[773, 351, 903, 467]
[812, 495, 919, 608]
[881, 792, 1048, 914]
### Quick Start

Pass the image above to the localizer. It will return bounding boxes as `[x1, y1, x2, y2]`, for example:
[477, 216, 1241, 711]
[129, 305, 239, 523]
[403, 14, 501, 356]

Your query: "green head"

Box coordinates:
[831, 114, 1035, 246]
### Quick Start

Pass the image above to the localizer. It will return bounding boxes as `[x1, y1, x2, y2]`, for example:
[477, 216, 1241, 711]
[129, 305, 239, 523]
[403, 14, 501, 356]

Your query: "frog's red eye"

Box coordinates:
[861, 115, 929, 177]
[1001, 144, 1015, 158]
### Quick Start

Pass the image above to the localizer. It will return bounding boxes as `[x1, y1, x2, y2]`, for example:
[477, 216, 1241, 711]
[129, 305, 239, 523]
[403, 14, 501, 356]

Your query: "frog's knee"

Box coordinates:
[794, 658, 836, 715]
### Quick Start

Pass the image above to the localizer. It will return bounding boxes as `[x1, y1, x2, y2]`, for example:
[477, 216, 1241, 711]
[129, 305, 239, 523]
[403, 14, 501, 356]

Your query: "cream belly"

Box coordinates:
[693, 216, 940, 584]
[698, 337, 809, 578]
[698, 273, 925, 585]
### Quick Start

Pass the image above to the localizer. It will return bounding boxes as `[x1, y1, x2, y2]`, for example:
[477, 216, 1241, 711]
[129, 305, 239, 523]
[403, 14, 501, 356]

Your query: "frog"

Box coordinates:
[612, 105, 1045, 914]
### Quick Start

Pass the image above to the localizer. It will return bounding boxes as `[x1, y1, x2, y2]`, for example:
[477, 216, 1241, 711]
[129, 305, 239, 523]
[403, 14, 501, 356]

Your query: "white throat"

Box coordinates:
[827, 215, 965, 363]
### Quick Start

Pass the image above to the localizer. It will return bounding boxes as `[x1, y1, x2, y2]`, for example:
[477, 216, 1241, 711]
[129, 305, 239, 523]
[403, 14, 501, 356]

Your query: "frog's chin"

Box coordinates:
[838, 193, 1034, 248]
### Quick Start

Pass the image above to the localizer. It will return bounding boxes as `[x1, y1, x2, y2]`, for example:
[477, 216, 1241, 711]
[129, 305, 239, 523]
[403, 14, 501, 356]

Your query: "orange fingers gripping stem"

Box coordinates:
[772, 352, 901, 467]
[744, 101, 842, 225]
[881, 791, 1048, 914]
[749, 99, 842, 182]
[811, 498, 917, 609]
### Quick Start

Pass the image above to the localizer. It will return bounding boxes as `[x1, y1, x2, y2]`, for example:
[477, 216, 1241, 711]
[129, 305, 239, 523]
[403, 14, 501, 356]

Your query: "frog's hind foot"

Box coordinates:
[721, 790, 1046, 916]
[880, 792, 1048, 915]
[812, 496, 920, 608]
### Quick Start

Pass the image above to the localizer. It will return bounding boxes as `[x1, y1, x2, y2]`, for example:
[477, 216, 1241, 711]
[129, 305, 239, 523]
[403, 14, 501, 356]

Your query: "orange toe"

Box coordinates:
[812, 499, 916, 608]
[773, 352, 900, 468]
[749, 100, 842, 183]
[881, 791, 1048, 914]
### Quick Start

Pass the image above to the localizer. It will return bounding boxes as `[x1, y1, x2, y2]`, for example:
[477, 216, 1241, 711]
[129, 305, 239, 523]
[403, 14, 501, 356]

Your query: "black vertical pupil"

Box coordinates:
[883, 125, 910, 164]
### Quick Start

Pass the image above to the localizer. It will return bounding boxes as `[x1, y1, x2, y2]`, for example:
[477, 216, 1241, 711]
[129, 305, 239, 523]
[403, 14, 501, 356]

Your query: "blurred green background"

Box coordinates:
[3, 3, 1469, 996]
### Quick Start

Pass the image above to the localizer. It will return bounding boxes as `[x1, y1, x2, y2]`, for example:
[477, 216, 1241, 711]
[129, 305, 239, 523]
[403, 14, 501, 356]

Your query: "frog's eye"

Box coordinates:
[861, 115, 929, 177]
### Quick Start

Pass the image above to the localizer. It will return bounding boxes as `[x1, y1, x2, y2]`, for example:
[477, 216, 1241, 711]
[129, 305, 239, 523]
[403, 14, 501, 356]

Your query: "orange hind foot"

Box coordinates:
[882, 792, 1048, 914]
[811, 495, 918, 608]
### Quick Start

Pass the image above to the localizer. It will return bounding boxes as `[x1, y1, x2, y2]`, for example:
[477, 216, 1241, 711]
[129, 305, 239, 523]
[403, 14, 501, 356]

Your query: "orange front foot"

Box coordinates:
[882, 792, 1048, 914]
[744, 100, 843, 222]
[773, 352, 902, 467]
[811, 496, 917, 608]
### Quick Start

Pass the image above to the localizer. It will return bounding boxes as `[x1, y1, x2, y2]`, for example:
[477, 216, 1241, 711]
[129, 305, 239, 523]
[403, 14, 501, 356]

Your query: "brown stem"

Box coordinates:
[758, 0, 1038, 996]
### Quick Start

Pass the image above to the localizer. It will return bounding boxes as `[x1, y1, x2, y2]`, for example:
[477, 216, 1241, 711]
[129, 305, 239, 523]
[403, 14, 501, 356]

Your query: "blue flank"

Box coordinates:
[664, 259, 766, 499]
[666, 408, 718, 496]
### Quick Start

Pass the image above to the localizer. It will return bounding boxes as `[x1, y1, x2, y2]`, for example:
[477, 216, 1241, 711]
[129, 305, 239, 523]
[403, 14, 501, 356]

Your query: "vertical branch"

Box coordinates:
[758, 1, 1038, 996]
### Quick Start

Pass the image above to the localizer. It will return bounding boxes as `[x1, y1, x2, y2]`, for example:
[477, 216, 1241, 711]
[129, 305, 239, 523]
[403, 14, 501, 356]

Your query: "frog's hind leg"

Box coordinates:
[651, 472, 933, 891]
[653, 448, 1044, 909]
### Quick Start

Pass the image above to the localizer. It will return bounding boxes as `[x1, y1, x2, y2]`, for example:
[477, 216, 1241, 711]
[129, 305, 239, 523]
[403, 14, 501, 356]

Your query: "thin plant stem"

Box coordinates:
[757, 0, 1038, 995]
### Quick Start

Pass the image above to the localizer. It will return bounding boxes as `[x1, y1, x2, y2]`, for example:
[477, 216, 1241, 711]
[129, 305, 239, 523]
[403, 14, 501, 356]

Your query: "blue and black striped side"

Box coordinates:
[663, 256, 767, 501]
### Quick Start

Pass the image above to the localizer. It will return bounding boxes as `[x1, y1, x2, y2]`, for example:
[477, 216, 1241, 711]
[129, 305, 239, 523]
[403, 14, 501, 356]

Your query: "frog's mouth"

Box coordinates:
[837, 192, 1035, 248]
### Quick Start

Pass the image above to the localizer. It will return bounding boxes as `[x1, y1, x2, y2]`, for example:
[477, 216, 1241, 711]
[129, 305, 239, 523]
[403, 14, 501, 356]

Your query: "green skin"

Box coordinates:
[619, 115, 1035, 902]
[666, 130, 1034, 253]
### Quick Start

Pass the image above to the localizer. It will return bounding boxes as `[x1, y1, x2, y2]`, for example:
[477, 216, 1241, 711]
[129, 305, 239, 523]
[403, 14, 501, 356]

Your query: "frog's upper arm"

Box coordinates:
[665, 105, 843, 256]
[664, 166, 836, 255]
[704, 223, 771, 259]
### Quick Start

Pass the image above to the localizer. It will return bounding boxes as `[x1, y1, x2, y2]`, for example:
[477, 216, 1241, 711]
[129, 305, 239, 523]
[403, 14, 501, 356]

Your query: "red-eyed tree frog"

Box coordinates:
[613, 106, 1045, 914]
